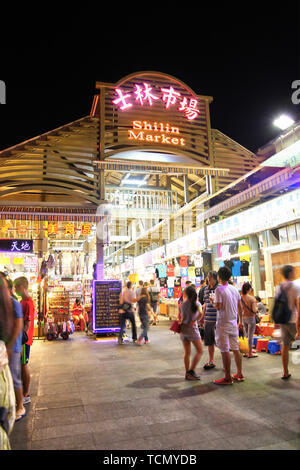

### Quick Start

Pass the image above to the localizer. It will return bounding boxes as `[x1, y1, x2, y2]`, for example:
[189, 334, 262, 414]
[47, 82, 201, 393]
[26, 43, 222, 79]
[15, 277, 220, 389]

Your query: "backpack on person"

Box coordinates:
[272, 284, 292, 324]
[149, 287, 159, 303]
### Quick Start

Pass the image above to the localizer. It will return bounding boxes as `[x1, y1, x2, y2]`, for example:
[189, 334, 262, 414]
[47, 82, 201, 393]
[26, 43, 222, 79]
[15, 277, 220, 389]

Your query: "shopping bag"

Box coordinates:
[238, 336, 249, 355]
[170, 320, 181, 334]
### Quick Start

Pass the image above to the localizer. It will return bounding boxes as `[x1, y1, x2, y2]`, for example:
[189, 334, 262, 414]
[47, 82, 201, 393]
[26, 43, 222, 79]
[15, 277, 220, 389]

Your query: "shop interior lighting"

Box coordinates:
[215, 250, 257, 261]
[273, 115, 295, 131]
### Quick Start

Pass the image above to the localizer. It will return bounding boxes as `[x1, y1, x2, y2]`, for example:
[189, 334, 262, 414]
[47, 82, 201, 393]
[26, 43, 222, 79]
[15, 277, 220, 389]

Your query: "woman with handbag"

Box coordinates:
[179, 286, 203, 380]
[241, 282, 258, 358]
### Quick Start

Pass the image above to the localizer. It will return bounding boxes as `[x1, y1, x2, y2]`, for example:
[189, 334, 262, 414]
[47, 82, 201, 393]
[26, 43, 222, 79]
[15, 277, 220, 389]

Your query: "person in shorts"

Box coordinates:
[213, 267, 244, 385]
[275, 265, 300, 380]
[148, 279, 160, 325]
[201, 271, 218, 370]
[14, 277, 35, 405]
[179, 286, 203, 380]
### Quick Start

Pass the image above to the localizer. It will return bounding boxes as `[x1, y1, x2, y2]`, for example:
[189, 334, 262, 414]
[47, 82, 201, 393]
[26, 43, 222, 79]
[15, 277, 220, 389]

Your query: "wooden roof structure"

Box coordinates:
[0, 72, 263, 227]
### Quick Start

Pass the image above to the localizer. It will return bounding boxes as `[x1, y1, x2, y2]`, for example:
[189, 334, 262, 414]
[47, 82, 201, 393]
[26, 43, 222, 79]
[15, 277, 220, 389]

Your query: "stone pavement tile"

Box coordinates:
[147, 418, 200, 437]
[93, 435, 165, 450]
[263, 410, 300, 432]
[167, 438, 233, 451]
[39, 372, 76, 385]
[84, 403, 139, 422]
[228, 429, 294, 450]
[32, 422, 93, 441]
[146, 409, 196, 425]
[31, 432, 96, 450]
[38, 381, 79, 396]
[213, 419, 272, 439]
[253, 440, 300, 450]
[90, 416, 148, 434]
[34, 405, 88, 430]
[35, 393, 83, 411]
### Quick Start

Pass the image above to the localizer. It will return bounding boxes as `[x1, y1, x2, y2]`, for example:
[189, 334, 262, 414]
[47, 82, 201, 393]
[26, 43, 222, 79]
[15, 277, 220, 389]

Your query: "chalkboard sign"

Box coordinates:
[92, 280, 122, 333]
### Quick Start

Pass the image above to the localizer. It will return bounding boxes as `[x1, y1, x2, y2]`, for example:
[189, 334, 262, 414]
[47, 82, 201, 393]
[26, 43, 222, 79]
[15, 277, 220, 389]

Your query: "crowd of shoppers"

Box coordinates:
[0, 273, 35, 449]
[176, 264, 300, 384]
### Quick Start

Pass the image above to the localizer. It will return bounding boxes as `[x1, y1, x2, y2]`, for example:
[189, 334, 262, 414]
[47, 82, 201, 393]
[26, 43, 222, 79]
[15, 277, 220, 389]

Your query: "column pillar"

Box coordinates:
[249, 234, 261, 295]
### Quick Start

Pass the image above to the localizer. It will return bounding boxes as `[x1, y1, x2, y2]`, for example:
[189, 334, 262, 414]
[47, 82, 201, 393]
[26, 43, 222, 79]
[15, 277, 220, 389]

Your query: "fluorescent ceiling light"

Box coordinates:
[121, 179, 147, 186]
[273, 115, 295, 130]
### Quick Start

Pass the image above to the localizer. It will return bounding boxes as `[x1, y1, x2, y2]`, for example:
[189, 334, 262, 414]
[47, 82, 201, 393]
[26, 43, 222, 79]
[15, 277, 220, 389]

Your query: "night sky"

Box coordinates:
[1, 7, 299, 154]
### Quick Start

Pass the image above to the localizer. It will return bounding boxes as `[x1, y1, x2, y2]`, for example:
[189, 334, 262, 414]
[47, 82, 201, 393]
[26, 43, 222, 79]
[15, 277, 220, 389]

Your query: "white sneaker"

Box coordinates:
[23, 395, 31, 405]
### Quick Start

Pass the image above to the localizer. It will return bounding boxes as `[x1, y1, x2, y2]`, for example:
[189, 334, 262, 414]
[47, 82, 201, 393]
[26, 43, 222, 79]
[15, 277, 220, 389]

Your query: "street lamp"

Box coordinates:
[273, 114, 295, 131]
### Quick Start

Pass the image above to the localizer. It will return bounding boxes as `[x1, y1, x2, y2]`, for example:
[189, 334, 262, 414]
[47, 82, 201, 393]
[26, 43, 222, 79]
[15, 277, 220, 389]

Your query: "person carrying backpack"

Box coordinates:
[273, 265, 300, 380]
[148, 280, 160, 326]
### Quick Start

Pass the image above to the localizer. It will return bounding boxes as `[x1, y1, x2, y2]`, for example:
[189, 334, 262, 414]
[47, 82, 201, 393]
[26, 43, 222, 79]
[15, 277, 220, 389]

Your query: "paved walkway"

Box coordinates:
[10, 317, 300, 450]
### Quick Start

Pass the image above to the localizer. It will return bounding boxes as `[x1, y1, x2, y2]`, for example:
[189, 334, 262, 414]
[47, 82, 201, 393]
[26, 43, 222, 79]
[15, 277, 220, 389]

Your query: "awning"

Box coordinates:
[94, 160, 230, 177]
[0, 206, 100, 222]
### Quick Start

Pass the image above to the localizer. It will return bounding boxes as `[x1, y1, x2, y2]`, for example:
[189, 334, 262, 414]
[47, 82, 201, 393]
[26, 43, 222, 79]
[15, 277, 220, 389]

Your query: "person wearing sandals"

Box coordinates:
[201, 271, 218, 370]
[179, 286, 203, 381]
[213, 267, 244, 385]
[241, 282, 258, 359]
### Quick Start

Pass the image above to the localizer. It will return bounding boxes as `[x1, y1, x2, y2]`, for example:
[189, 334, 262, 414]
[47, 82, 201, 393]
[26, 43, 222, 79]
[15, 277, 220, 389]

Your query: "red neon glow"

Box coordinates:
[113, 88, 133, 110]
[134, 83, 159, 106]
[179, 97, 200, 120]
[161, 86, 181, 109]
[113, 83, 200, 121]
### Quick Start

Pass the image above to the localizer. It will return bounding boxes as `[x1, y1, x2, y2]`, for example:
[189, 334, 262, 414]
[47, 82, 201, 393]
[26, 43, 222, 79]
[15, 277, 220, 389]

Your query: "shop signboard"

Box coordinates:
[92, 280, 122, 333]
[166, 228, 205, 259]
[0, 239, 33, 253]
[207, 189, 300, 245]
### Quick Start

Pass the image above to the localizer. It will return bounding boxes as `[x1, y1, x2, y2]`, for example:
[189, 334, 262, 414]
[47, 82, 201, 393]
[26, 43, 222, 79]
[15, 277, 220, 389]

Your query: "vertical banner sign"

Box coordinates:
[93, 280, 122, 333]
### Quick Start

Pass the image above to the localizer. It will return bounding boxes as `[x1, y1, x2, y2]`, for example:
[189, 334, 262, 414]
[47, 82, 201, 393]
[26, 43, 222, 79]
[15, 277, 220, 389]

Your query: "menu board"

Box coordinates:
[93, 280, 122, 333]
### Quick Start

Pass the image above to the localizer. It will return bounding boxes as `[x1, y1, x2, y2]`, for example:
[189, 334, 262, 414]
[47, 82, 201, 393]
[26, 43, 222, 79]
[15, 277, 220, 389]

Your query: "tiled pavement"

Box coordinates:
[10, 316, 300, 450]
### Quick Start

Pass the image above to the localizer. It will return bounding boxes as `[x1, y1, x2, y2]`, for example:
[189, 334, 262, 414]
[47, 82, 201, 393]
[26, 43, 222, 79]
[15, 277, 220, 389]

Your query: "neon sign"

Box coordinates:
[128, 121, 186, 146]
[0, 239, 33, 253]
[113, 83, 200, 121]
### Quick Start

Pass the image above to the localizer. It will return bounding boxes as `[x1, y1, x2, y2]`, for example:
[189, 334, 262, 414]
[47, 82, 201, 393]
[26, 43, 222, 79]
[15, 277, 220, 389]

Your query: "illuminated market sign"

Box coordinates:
[113, 83, 200, 121]
[128, 121, 185, 147]
[0, 239, 33, 253]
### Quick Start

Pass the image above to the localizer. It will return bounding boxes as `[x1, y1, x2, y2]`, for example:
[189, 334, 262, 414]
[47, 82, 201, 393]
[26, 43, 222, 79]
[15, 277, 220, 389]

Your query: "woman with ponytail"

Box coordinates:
[179, 286, 203, 380]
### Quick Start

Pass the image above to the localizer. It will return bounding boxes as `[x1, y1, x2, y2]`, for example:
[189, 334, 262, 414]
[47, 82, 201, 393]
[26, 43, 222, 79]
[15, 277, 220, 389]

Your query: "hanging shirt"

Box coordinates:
[238, 244, 250, 262]
[232, 260, 242, 277]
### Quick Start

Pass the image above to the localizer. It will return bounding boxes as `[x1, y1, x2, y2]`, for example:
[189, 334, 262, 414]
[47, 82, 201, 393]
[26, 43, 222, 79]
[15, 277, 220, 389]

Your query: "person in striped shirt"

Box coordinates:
[200, 271, 218, 370]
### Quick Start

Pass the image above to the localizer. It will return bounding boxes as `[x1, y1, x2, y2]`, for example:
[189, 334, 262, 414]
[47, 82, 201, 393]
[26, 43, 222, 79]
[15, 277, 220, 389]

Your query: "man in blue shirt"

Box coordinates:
[6, 279, 26, 422]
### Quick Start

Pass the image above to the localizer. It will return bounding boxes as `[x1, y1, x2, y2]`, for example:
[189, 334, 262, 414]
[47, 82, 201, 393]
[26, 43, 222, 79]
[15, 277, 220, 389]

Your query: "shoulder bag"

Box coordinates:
[241, 298, 260, 324]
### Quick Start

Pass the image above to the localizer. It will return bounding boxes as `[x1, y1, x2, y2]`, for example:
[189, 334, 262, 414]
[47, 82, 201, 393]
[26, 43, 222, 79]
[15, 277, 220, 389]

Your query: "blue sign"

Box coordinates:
[0, 239, 33, 253]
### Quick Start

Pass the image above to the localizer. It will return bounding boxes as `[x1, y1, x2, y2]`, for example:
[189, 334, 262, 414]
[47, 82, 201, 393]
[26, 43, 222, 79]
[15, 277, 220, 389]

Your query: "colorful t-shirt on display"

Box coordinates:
[188, 267, 195, 278]
[195, 268, 202, 278]
[238, 244, 250, 262]
[21, 296, 35, 347]
[232, 260, 242, 277]
[179, 256, 188, 268]
[158, 264, 167, 278]
[241, 260, 250, 276]
[174, 286, 182, 298]
[167, 288, 174, 298]
[180, 267, 188, 277]
[166, 265, 175, 277]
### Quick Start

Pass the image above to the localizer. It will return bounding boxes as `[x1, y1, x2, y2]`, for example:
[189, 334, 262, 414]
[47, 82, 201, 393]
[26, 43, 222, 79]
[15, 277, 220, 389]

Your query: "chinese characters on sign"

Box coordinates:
[113, 83, 200, 121]
[0, 239, 34, 253]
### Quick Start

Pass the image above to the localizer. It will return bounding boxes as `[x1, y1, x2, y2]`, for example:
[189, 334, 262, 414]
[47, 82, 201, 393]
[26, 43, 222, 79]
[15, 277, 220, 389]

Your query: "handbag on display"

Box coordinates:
[169, 320, 181, 334]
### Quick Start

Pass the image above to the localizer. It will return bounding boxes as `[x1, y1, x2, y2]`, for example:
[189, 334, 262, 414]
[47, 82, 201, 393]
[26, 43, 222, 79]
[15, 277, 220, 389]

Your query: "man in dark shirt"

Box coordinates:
[198, 279, 207, 305]
[200, 272, 218, 370]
